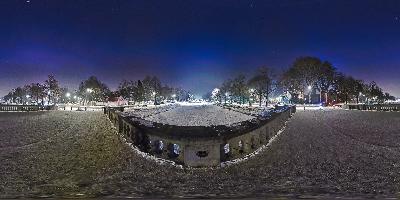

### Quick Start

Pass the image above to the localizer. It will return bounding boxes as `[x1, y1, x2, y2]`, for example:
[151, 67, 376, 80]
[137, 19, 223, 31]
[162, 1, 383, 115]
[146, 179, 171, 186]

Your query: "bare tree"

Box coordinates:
[248, 67, 275, 107]
[44, 75, 60, 104]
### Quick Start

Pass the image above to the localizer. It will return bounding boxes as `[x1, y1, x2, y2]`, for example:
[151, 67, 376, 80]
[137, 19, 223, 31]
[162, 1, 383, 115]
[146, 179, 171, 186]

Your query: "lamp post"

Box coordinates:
[66, 92, 71, 103]
[172, 94, 176, 102]
[307, 86, 312, 104]
[249, 88, 254, 106]
[26, 95, 31, 105]
[86, 88, 93, 106]
[47, 91, 51, 105]
[152, 91, 156, 105]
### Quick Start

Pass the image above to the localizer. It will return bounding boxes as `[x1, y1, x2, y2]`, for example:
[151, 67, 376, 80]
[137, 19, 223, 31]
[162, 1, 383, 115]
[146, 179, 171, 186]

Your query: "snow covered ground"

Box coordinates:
[2, 109, 400, 198]
[220, 104, 274, 117]
[121, 104, 178, 118]
[144, 104, 255, 126]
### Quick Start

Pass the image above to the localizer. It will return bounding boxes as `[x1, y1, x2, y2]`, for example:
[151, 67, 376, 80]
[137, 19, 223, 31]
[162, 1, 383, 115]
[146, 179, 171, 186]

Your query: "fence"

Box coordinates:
[343, 104, 400, 112]
[0, 105, 40, 112]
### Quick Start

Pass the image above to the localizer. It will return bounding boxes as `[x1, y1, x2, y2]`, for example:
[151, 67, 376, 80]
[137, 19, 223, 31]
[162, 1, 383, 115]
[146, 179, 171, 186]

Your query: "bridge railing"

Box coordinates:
[344, 104, 400, 111]
[0, 105, 40, 112]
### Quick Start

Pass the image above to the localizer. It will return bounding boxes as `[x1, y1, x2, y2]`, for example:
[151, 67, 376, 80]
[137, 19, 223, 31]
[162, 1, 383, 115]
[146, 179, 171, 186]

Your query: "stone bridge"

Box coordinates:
[104, 105, 296, 167]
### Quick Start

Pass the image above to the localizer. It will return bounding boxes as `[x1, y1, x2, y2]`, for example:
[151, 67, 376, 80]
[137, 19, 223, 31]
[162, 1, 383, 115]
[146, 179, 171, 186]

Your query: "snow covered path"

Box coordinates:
[1, 110, 400, 198]
[144, 104, 255, 126]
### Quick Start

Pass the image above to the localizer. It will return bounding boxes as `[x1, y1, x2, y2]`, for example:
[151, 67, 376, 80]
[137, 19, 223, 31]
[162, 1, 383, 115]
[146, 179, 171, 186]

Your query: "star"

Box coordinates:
[26, 0, 30, 3]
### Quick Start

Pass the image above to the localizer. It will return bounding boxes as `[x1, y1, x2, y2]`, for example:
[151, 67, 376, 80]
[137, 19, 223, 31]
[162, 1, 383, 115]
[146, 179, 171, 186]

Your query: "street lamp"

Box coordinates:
[249, 89, 255, 106]
[25, 95, 31, 105]
[65, 92, 71, 104]
[86, 88, 93, 106]
[307, 86, 312, 104]
[152, 91, 157, 105]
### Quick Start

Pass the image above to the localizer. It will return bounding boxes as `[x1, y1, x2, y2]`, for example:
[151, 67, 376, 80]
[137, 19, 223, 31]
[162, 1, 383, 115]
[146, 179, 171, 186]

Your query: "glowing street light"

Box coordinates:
[172, 94, 176, 98]
[86, 88, 93, 93]
[66, 92, 71, 98]
[307, 85, 312, 90]
[26, 95, 30, 98]
[73, 96, 77, 99]
[152, 91, 156, 96]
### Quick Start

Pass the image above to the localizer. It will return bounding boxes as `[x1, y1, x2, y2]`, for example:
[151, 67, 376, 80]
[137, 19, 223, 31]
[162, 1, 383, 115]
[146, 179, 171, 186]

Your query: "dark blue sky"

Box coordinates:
[0, 0, 399, 97]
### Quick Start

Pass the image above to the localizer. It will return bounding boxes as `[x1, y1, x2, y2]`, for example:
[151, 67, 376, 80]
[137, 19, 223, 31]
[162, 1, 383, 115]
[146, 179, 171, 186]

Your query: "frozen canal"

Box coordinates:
[0, 109, 400, 198]
[144, 104, 255, 126]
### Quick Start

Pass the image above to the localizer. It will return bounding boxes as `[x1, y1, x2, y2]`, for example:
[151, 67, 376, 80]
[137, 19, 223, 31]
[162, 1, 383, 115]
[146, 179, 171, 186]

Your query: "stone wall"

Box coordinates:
[105, 105, 296, 167]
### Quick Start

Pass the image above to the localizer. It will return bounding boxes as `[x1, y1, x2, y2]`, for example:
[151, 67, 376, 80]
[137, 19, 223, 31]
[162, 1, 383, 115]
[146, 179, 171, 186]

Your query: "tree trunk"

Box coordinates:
[319, 90, 322, 104]
[325, 92, 328, 104]
[259, 93, 262, 107]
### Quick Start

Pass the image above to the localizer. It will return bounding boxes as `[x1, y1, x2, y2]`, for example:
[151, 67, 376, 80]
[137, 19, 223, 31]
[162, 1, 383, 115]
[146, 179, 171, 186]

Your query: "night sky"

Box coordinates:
[0, 0, 399, 97]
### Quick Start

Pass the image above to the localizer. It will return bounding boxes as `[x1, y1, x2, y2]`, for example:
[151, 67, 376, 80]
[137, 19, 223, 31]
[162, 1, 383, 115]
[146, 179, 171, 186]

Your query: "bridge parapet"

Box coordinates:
[104, 105, 296, 167]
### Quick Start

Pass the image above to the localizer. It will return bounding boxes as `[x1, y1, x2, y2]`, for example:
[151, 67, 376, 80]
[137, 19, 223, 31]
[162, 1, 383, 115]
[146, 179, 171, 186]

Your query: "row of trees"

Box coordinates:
[281, 56, 395, 104]
[3, 75, 63, 105]
[2, 56, 395, 106]
[208, 67, 276, 107]
[210, 56, 395, 106]
[3, 75, 192, 106]
[116, 76, 191, 104]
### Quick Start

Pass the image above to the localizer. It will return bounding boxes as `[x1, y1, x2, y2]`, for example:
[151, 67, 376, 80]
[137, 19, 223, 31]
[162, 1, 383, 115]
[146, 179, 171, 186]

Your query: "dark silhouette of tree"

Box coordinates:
[44, 75, 60, 104]
[248, 67, 275, 107]
[384, 92, 396, 101]
[220, 79, 233, 104]
[78, 76, 111, 104]
[353, 79, 364, 104]
[25, 83, 46, 104]
[281, 67, 303, 103]
[232, 74, 248, 105]
[14, 87, 27, 104]
[141, 75, 162, 104]
[136, 80, 145, 103]
[315, 61, 336, 104]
